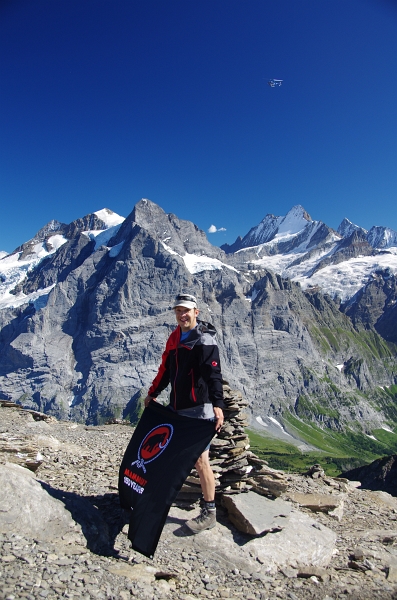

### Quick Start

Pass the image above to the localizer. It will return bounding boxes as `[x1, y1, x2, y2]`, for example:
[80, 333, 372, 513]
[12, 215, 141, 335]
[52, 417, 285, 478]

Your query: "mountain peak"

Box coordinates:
[276, 205, 312, 237]
[285, 204, 312, 222]
[132, 198, 168, 228]
[222, 204, 313, 253]
[337, 218, 366, 238]
[367, 225, 397, 249]
[93, 208, 124, 229]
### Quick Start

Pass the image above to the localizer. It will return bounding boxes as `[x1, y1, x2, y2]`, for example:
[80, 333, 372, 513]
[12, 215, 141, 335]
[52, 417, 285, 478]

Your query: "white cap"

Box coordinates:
[172, 293, 197, 309]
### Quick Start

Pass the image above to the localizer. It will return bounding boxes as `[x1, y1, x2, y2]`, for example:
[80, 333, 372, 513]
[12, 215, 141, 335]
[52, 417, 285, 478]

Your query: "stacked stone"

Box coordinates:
[211, 384, 252, 492]
[175, 384, 288, 505]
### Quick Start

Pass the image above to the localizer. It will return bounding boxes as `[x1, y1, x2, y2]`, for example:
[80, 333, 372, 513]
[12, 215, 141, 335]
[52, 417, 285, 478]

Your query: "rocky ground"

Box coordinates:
[1, 404, 397, 600]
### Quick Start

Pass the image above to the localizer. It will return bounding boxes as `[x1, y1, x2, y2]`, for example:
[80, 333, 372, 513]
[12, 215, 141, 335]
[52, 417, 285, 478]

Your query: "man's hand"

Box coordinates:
[213, 407, 224, 432]
[144, 395, 155, 408]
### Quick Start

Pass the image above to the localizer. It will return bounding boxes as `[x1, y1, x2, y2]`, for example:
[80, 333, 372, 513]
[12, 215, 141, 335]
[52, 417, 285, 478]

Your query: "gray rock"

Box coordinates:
[0, 463, 76, 541]
[288, 492, 344, 514]
[246, 511, 337, 574]
[222, 492, 292, 535]
[0, 462, 111, 553]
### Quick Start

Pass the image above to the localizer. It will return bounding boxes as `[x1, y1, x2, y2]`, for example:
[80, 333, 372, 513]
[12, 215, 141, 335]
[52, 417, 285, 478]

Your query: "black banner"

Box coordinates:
[118, 402, 216, 558]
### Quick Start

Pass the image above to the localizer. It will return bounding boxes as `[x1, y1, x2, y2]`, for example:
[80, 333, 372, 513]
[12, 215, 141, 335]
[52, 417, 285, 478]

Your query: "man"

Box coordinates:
[144, 293, 224, 533]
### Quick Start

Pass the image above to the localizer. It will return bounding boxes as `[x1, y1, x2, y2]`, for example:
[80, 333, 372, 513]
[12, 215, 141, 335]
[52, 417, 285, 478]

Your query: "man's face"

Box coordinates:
[174, 306, 199, 332]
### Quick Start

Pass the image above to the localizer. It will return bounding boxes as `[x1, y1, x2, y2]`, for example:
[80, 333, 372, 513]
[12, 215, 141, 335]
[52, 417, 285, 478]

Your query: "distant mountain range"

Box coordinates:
[221, 204, 397, 304]
[2, 203, 397, 309]
[1, 200, 397, 447]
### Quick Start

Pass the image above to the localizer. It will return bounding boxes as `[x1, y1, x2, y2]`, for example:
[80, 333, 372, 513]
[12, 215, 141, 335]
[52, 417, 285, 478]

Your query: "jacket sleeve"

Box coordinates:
[147, 348, 170, 398]
[199, 342, 224, 409]
[147, 329, 178, 398]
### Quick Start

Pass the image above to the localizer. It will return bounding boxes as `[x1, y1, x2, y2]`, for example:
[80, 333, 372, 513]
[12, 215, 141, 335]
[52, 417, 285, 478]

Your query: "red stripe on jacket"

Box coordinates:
[147, 327, 180, 397]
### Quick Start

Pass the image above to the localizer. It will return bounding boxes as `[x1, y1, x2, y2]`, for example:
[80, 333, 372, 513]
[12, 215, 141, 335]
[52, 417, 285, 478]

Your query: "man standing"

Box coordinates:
[144, 293, 224, 533]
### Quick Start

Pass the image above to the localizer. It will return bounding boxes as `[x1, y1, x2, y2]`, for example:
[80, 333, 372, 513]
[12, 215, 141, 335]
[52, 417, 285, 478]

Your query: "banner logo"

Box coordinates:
[131, 424, 174, 473]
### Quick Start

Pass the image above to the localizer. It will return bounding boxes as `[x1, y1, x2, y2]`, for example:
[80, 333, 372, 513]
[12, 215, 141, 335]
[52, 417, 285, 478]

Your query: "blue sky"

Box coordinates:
[1, 0, 396, 253]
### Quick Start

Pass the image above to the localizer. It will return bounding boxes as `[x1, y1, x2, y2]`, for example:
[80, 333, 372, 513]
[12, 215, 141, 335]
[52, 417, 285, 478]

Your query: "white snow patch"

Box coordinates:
[108, 241, 125, 258]
[366, 434, 377, 440]
[47, 234, 68, 252]
[83, 223, 123, 250]
[292, 253, 397, 301]
[68, 396, 77, 407]
[160, 243, 239, 275]
[256, 415, 291, 437]
[0, 236, 68, 310]
[336, 364, 344, 371]
[0, 284, 56, 310]
[183, 253, 239, 275]
[268, 416, 291, 436]
[251, 252, 306, 273]
[94, 209, 124, 228]
[274, 206, 311, 238]
[161, 242, 178, 256]
[246, 288, 259, 303]
[382, 425, 394, 433]
[241, 230, 397, 301]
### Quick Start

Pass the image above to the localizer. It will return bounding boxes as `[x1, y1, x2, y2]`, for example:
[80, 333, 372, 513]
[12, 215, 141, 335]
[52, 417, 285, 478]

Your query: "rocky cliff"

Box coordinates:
[0, 199, 396, 436]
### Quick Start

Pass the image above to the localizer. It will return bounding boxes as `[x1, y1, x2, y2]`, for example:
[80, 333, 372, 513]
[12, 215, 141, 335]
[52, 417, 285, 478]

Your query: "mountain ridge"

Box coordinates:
[0, 199, 397, 440]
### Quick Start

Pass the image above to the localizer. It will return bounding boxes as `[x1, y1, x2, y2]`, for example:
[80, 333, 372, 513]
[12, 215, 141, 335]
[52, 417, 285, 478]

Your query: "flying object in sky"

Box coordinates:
[268, 79, 283, 87]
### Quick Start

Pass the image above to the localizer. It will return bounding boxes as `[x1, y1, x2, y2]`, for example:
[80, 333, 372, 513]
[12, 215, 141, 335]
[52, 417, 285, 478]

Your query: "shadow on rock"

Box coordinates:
[142, 512, 193, 538]
[40, 484, 126, 556]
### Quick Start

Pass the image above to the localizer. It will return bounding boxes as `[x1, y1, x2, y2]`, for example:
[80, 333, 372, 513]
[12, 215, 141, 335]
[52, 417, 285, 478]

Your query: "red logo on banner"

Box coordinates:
[131, 424, 174, 473]
[141, 426, 173, 460]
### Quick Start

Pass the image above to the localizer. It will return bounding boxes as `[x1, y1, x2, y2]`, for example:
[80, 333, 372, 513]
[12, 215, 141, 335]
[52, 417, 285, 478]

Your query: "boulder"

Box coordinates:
[247, 474, 288, 498]
[246, 510, 337, 574]
[163, 504, 336, 575]
[222, 492, 292, 535]
[0, 462, 111, 552]
[0, 463, 76, 541]
[288, 491, 344, 514]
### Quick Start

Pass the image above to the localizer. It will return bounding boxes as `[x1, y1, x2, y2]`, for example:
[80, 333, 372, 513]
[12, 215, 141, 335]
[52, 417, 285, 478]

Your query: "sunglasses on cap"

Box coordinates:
[175, 294, 197, 303]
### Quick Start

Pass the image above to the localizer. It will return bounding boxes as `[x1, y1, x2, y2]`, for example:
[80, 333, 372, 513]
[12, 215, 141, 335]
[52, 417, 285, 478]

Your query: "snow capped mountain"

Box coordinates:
[82, 209, 125, 250]
[237, 213, 284, 247]
[1, 200, 397, 312]
[270, 204, 312, 239]
[94, 208, 125, 228]
[0, 208, 124, 310]
[1, 198, 397, 430]
[220, 206, 397, 302]
[337, 218, 366, 238]
[222, 205, 315, 252]
[0, 234, 68, 310]
[366, 226, 397, 249]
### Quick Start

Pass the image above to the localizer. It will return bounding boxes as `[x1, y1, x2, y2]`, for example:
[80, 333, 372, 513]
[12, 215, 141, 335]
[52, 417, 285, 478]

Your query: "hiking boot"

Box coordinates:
[185, 506, 216, 534]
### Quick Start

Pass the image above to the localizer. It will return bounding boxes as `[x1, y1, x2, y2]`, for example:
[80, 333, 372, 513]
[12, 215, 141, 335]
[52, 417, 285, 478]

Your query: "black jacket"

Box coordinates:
[148, 321, 224, 411]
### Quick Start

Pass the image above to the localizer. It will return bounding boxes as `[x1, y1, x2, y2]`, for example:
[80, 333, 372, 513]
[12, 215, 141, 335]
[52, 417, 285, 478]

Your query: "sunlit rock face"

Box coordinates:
[0, 199, 396, 430]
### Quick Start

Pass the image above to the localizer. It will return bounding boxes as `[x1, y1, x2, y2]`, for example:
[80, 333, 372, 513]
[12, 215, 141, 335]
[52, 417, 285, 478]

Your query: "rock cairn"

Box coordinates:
[176, 383, 288, 505]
